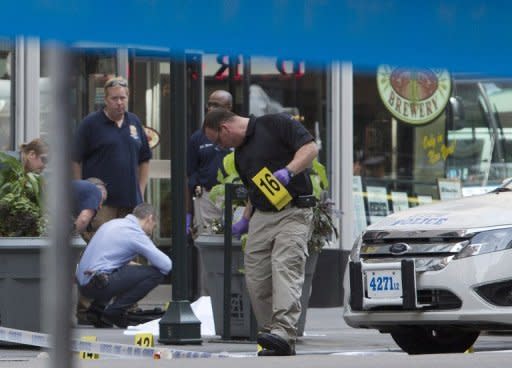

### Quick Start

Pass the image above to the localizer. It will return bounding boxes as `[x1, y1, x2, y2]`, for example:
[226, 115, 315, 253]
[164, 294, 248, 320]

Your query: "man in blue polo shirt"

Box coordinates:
[186, 90, 232, 235]
[72, 178, 107, 234]
[71, 76, 152, 242]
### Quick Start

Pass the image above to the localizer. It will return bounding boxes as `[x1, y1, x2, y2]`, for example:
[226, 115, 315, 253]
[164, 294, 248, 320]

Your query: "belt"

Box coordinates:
[82, 273, 110, 289]
[260, 195, 317, 212]
[292, 195, 317, 208]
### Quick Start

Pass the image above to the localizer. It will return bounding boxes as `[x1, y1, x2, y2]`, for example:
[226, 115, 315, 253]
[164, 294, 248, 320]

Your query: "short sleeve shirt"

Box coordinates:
[72, 110, 152, 208]
[71, 180, 102, 217]
[187, 129, 230, 191]
[234, 113, 314, 211]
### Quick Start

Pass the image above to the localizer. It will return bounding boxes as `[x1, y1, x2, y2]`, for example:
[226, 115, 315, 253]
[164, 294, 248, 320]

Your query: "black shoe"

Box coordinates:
[258, 348, 296, 356]
[257, 333, 295, 356]
[101, 312, 128, 329]
[85, 308, 113, 328]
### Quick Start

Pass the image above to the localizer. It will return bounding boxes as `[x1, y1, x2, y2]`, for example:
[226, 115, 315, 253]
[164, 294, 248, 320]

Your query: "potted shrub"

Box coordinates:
[0, 152, 45, 236]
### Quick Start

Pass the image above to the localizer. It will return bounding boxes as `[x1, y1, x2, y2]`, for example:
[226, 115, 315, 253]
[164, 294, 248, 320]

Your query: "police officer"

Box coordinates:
[203, 109, 318, 356]
[186, 90, 233, 235]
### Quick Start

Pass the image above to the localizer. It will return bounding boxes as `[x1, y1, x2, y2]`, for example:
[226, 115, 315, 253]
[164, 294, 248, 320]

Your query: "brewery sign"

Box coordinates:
[377, 65, 451, 125]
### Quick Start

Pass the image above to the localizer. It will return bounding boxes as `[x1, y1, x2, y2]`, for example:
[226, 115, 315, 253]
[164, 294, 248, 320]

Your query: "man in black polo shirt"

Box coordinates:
[203, 109, 318, 356]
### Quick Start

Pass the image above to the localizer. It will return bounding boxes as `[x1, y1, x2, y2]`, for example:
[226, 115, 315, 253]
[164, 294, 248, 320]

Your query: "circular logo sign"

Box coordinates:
[377, 65, 451, 125]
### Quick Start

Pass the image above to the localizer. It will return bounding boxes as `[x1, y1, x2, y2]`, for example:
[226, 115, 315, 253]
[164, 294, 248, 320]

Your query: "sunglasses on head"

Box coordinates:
[105, 79, 128, 88]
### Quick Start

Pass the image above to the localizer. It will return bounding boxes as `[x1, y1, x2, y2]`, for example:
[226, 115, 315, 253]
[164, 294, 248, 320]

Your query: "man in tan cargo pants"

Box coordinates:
[203, 108, 318, 356]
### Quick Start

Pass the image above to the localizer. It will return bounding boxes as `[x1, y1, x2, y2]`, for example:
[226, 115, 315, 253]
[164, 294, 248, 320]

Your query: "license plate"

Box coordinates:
[365, 270, 402, 299]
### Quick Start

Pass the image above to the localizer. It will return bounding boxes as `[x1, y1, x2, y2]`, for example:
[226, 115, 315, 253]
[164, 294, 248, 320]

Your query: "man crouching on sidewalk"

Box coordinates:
[75, 203, 172, 328]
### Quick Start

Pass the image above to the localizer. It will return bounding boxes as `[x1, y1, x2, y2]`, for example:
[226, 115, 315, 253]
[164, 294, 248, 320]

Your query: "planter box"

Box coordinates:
[308, 248, 349, 308]
[0, 237, 86, 334]
[194, 235, 317, 338]
[194, 235, 249, 338]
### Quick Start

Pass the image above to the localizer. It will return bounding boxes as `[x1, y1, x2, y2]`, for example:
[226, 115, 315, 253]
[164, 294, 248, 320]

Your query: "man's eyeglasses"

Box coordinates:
[40, 155, 48, 165]
[105, 79, 128, 88]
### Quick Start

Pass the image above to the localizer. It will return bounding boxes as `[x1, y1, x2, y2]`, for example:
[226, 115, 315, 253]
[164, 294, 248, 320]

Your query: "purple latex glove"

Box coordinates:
[232, 217, 249, 238]
[273, 168, 291, 186]
[186, 213, 192, 234]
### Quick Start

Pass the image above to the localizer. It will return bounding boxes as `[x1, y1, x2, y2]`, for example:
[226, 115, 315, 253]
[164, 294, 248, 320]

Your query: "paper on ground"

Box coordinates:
[123, 296, 216, 337]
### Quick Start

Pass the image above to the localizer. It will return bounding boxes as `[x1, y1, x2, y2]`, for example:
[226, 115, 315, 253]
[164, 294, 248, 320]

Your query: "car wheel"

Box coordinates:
[390, 326, 480, 354]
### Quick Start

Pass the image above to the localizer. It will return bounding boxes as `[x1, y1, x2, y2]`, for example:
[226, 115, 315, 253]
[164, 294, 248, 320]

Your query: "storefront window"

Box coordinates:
[204, 54, 327, 161]
[130, 57, 171, 241]
[0, 39, 13, 150]
[354, 67, 512, 227]
[40, 47, 117, 137]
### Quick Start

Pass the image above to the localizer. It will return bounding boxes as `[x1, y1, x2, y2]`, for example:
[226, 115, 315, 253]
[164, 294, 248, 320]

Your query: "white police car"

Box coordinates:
[344, 180, 512, 354]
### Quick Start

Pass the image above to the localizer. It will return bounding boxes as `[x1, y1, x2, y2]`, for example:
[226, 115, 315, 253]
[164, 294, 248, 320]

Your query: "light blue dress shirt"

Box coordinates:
[76, 214, 172, 286]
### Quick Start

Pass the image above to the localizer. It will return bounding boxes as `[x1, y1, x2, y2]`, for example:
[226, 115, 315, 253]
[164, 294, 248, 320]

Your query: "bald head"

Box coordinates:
[207, 90, 233, 111]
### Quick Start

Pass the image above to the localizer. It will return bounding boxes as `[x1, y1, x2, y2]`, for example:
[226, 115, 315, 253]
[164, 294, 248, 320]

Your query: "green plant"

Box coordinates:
[209, 154, 338, 252]
[209, 152, 243, 207]
[0, 152, 45, 236]
[307, 159, 338, 254]
[308, 193, 339, 254]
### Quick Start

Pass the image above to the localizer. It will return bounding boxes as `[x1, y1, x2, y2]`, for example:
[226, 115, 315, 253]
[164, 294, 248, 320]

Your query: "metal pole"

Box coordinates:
[222, 184, 234, 339]
[240, 57, 258, 341]
[159, 51, 201, 344]
[228, 55, 238, 112]
[171, 52, 188, 302]
[42, 43, 73, 368]
[242, 56, 250, 117]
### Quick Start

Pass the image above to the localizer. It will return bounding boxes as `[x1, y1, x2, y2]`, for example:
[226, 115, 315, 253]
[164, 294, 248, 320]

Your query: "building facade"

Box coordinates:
[4, 38, 511, 258]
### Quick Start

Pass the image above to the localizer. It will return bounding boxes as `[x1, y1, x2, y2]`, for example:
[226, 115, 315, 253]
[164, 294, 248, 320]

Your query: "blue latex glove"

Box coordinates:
[232, 217, 249, 238]
[186, 213, 192, 234]
[273, 168, 291, 186]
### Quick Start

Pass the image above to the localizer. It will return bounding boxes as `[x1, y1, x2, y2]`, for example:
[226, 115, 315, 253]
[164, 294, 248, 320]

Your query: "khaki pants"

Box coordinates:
[193, 189, 223, 235]
[81, 206, 133, 242]
[244, 206, 313, 343]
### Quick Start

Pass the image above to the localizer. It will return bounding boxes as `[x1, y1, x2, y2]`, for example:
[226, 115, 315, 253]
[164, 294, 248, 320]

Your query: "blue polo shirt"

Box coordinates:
[71, 180, 102, 217]
[187, 129, 230, 191]
[72, 110, 152, 208]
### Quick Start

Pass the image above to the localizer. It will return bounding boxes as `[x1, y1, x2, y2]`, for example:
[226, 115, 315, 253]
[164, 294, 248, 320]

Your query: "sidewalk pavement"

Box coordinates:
[71, 284, 398, 355]
[4, 285, 512, 367]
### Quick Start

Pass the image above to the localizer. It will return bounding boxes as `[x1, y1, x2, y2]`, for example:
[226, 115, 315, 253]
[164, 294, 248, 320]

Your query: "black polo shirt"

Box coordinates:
[234, 113, 314, 211]
[72, 110, 152, 208]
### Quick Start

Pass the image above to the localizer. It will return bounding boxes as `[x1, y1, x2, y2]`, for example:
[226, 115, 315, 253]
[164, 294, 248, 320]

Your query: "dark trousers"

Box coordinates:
[78, 264, 164, 317]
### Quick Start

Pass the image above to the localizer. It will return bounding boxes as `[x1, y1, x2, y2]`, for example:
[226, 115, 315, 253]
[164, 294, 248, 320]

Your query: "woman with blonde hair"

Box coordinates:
[20, 138, 48, 173]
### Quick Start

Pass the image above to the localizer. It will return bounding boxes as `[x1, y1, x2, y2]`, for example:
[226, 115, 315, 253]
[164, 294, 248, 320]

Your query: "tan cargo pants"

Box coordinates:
[244, 206, 313, 343]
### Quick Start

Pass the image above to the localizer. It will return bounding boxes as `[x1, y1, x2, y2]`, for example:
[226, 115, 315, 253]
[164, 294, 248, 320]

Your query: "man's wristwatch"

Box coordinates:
[286, 167, 295, 179]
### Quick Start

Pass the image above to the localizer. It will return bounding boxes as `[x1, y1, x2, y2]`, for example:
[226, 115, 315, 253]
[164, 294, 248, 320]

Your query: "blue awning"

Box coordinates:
[2, 0, 511, 74]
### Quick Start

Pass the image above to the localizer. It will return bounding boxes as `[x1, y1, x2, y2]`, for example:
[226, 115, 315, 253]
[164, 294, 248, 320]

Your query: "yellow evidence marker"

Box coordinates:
[134, 332, 154, 347]
[252, 167, 292, 210]
[79, 335, 99, 360]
